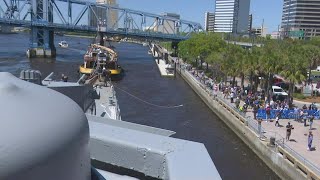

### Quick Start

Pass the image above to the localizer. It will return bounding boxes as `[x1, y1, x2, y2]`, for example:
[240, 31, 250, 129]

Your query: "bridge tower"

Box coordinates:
[27, 0, 56, 58]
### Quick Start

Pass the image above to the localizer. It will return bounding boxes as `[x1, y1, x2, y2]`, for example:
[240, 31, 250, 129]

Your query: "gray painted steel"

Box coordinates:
[89, 120, 221, 180]
[0, 72, 90, 180]
[87, 114, 175, 137]
[42, 73, 95, 112]
[47, 83, 95, 112]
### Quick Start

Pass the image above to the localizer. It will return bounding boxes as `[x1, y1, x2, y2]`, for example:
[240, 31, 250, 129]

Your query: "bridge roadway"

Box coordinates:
[0, 19, 191, 41]
[0, 0, 203, 58]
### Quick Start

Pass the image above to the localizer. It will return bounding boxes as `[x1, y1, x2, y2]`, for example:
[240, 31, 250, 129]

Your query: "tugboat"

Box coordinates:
[79, 46, 100, 75]
[79, 44, 122, 80]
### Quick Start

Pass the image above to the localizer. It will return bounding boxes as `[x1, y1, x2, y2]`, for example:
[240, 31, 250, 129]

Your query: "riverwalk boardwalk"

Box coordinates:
[179, 64, 320, 179]
[235, 98, 320, 172]
[232, 84, 320, 172]
[262, 118, 320, 168]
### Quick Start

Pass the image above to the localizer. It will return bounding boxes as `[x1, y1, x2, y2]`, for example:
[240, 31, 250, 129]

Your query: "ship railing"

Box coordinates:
[42, 72, 54, 84]
[178, 64, 320, 178]
[77, 74, 87, 84]
[107, 78, 121, 121]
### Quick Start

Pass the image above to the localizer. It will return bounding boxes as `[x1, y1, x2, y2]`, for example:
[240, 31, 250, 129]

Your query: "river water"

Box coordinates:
[0, 33, 279, 180]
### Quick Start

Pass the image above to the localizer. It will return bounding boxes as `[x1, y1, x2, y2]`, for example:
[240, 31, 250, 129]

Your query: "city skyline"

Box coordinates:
[117, 0, 283, 33]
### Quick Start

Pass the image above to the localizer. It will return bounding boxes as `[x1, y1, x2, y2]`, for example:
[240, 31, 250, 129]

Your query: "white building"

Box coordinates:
[214, 0, 251, 34]
[251, 26, 268, 37]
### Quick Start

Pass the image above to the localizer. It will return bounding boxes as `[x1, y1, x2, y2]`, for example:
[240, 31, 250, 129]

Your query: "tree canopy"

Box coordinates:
[178, 32, 320, 99]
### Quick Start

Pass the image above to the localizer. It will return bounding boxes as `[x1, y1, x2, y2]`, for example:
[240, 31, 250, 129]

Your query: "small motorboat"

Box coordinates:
[59, 41, 68, 48]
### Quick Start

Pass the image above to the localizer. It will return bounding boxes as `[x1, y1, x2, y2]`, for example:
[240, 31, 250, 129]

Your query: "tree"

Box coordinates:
[301, 44, 320, 83]
[259, 40, 284, 101]
[219, 44, 244, 86]
[247, 46, 263, 92]
[280, 42, 307, 102]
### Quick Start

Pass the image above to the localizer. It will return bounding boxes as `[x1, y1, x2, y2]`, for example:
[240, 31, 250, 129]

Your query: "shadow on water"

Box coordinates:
[0, 33, 279, 180]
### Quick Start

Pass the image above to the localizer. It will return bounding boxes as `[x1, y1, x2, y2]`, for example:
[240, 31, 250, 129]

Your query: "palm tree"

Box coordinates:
[280, 43, 307, 102]
[219, 44, 244, 86]
[301, 44, 320, 83]
[247, 46, 263, 92]
[259, 40, 284, 101]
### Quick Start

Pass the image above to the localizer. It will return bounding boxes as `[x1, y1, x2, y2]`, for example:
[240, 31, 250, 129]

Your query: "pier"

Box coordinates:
[151, 44, 176, 77]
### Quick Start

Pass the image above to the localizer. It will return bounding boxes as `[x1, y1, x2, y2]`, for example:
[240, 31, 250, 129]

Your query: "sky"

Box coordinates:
[117, 0, 284, 33]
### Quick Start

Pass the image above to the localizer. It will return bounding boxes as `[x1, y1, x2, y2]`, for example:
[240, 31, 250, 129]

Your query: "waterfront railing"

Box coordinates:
[177, 64, 320, 177]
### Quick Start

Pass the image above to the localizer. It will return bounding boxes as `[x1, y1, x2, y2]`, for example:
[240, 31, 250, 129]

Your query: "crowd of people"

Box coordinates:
[187, 67, 317, 151]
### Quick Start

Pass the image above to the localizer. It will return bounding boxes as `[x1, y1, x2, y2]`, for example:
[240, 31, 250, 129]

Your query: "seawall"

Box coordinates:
[177, 67, 310, 180]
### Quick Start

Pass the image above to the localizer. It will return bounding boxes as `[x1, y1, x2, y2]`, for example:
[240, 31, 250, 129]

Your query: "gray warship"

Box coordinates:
[0, 64, 221, 179]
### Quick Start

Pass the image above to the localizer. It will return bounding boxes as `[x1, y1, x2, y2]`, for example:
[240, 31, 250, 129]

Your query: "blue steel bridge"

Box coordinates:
[0, 0, 203, 57]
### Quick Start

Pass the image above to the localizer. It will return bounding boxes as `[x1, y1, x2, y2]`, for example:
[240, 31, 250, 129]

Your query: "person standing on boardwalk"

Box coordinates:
[213, 84, 218, 98]
[223, 88, 229, 99]
[275, 111, 281, 127]
[256, 118, 263, 139]
[230, 91, 235, 103]
[309, 115, 314, 130]
[253, 103, 259, 120]
[293, 107, 299, 121]
[235, 97, 240, 109]
[302, 111, 308, 127]
[265, 105, 271, 122]
[286, 122, 294, 141]
[308, 131, 313, 151]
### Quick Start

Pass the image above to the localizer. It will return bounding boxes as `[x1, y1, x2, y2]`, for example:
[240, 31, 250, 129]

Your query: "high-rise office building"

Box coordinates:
[281, 0, 320, 39]
[214, 0, 251, 34]
[205, 12, 215, 32]
[89, 0, 118, 30]
[248, 14, 252, 34]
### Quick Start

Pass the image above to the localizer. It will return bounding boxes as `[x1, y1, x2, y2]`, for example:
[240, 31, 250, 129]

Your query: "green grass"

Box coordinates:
[311, 70, 320, 76]
[293, 93, 306, 99]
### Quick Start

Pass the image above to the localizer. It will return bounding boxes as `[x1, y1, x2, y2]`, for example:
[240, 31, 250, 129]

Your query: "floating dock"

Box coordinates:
[150, 45, 175, 77]
[154, 59, 175, 77]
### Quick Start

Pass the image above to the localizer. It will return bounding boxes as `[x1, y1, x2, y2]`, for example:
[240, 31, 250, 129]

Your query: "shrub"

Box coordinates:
[293, 93, 306, 99]
[205, 71, 213, 78]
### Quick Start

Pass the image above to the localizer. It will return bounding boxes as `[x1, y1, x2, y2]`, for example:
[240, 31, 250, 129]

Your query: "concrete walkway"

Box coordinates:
[186, 67, 320, 175]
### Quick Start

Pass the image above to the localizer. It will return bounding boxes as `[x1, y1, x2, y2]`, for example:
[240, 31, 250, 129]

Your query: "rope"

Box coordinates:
[114, 85, 183, 109]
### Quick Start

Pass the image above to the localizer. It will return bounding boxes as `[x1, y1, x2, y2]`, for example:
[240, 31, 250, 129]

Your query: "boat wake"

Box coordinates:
[114, 85, 183, 109]
[67, 47, 86, 54]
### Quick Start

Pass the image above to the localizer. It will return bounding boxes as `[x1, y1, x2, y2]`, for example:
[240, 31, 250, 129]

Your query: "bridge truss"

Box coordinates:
[0, 0, 203, 46]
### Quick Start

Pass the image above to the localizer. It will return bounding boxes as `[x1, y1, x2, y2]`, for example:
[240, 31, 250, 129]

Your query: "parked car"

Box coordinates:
[273, 82, 289, 90]
[272, 86, 288, 101]
[272, 86, 288, 96]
